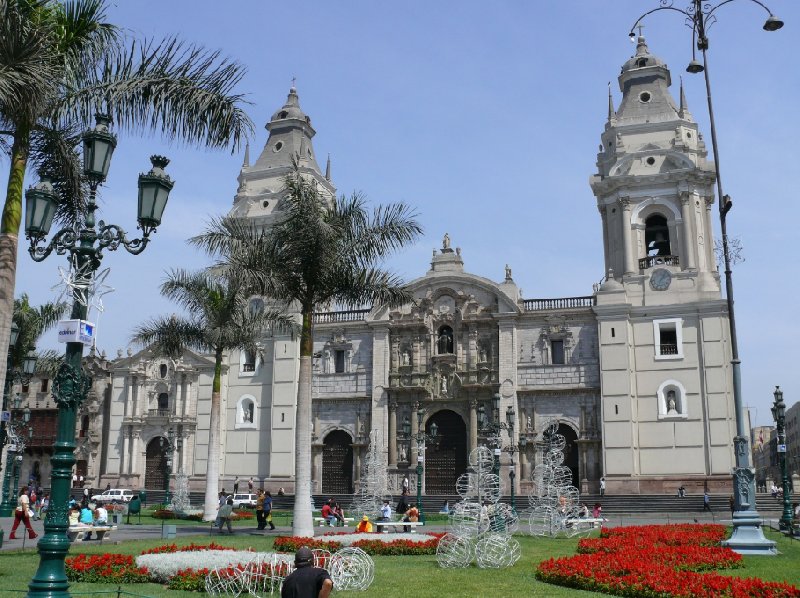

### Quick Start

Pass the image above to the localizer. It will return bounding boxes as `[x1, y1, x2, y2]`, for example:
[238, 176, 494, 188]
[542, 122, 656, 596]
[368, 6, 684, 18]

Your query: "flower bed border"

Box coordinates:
[273, 533, 445, 556]
[536, 524, 800, 598]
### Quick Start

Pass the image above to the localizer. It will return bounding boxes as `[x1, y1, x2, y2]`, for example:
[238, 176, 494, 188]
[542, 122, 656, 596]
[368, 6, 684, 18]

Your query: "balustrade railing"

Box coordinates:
[313, 308, 371, 323]
[659, 344, 679, 356]
[147, 409, 171, 417]
[522, 296, 595, 311]
[639, 255, 679, 269]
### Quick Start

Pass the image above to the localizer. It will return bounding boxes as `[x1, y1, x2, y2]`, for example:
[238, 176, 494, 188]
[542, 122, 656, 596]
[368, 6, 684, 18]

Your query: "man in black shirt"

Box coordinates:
[281, 547, 333, 598]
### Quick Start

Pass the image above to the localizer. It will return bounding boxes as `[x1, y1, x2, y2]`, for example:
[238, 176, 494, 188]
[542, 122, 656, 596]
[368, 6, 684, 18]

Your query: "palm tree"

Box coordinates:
[0, 0, 252, 393]
[131, 269, 294, 520]
[192, 164, 423, 536]
[11, 293, 69, 368]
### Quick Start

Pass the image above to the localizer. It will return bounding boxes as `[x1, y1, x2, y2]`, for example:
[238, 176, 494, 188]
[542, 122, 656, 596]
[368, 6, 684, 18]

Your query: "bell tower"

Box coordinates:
[591, 35, 719, 302]
[591, 38, 736, 494]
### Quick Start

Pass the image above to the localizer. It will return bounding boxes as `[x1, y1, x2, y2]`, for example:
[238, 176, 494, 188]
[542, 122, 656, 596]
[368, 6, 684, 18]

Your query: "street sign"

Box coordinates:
[1, 411, 10, 422]
[57, 319, 95, 346]
[778, 444, 787, 453]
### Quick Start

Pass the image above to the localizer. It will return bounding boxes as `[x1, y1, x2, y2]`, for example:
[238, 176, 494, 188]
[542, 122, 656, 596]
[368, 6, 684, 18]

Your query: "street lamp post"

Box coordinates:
[1, 323, 37, 516]
[771, 386, 792, 531]
[630, 0, 783, 555]
[8, 397, 33, 505]
[23, 113, 174, 597]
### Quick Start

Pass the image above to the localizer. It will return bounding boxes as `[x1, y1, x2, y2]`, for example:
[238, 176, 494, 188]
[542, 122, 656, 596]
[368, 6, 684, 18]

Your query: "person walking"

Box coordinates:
[217, 498, 234, 534]
[281, 547, 333, 598]
[703, 491, 712, 512]
[248, 477, 254, 493]
[233, 476, 240, 494]
[256, 489, 266, 530]
[599, 477, 606, 497]
[9, 488, 37, 540]
[264, 491, 276, 530]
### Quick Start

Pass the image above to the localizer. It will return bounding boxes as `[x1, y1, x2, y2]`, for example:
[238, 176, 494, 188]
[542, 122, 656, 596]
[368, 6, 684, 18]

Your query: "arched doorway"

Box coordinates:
[322, 430, 353, 495]
[145, 437, 168, 490]
[425, 410, 467, 495]
[557, 423, 580, 488]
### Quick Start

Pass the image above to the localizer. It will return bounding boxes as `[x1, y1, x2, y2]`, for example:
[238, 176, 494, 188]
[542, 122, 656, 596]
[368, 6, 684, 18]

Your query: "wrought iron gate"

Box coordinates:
[425, 410, 467, 495]
[322, 430, 353, 495]
[145, 438, 168, 490]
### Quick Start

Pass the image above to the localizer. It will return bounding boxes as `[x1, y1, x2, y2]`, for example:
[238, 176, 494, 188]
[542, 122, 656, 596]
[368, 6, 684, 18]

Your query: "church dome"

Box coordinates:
[621, 36, 667, 74]
[270, 87, 311, 123]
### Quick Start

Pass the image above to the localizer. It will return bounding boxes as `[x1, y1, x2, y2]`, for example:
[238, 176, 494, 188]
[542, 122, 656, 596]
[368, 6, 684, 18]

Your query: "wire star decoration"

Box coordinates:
[51, 254, 115, 319]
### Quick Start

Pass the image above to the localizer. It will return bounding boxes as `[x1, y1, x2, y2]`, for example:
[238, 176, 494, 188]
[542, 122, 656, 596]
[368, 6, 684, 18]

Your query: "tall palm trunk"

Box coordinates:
[203, 348, 224, 520]
[292, 309, 314, 537]
[0, 129, 30, 395]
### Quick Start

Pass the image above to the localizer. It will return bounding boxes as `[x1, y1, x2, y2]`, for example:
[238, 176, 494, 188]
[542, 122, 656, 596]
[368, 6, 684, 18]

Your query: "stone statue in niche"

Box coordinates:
[667, 390, 678, 414]
[401, 349, 411, 366]
[478, 345, 488, 363]
[399, 443, 408, 462]
[441, 375, 448, 395]
[527, 415, 532, 432]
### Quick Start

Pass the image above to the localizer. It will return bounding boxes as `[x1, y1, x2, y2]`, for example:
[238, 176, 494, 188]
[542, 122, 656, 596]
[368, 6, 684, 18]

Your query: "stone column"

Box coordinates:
[129, 431, 139, 476]
[680, 193, 696, 270]
[469, 399, 478, 452]
[519, 447, 527, 481]
[599, 203, 610, 274]
[120, 428, 129, 475]
[410, 401, 419, 463]
[618, 197, 636, 275]
[388, 401, 398, 466]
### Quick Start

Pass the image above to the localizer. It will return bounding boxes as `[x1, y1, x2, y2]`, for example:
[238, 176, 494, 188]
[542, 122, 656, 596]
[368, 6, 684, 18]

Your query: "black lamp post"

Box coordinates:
[630, 0, 783, 555]
[1, 323, 37, 517]
[411, 408, 438, 522]
[771, 386, 792, 531]
[24, 113, 174, 597]
[8, 396, 33, 505]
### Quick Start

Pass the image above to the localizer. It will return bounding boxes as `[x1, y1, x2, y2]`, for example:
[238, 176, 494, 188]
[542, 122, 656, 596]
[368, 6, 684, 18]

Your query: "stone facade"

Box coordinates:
[12, 39, 742, 497]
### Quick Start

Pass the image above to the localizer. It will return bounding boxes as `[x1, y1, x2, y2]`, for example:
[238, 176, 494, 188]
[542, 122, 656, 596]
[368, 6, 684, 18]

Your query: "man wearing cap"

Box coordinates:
[281, 547, 333, 598]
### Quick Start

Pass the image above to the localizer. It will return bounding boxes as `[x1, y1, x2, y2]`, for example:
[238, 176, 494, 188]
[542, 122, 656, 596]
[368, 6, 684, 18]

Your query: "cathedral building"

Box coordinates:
[79, 37, 736, 497]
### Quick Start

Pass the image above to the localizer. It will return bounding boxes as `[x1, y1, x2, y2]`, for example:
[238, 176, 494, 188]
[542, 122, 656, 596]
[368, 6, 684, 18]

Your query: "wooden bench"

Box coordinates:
[314, 517, 355, 527]
[373, 520, 425, 533]
[67, 525, 116, 543]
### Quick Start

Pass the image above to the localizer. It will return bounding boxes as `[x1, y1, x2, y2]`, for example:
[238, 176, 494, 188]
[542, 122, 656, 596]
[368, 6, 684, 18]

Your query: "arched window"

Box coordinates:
[437, 326, 454, 355]
[645, 215, 671, 257]
[158, 392, 169, 411]
[235, 395, 257, 429]
[159, 363, 168, 379]
[240, 348, 259, 376]
[79, 415, 90, 438]
[657, 380, 688, 419]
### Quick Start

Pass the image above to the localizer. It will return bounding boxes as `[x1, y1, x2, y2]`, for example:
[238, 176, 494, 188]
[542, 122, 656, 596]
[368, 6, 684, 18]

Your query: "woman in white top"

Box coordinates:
[9, 488, 37, 540]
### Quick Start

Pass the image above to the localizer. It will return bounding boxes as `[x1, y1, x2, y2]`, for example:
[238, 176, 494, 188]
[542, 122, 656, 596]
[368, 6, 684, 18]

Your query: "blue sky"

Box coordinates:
[11, 1, 799, 426]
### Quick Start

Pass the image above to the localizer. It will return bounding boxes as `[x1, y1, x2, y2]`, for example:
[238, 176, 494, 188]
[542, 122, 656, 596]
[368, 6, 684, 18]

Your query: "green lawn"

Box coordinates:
[0, 528, 798, 597]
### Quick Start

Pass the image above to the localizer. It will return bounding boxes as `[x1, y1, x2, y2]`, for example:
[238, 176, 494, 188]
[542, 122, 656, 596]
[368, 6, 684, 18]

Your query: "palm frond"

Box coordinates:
[29, 118, 87, 224]
[58, 36, 253, 151]
[131, 314, 210, 358]
[0, 0, 60, 128]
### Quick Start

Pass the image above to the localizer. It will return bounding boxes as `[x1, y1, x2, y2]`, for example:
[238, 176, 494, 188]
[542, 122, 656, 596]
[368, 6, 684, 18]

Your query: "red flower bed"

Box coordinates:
[274, 533, 446, 556]
[537, 524, 800, 597]
[140, 542, 239, 555]
[66, 554, 150, 584]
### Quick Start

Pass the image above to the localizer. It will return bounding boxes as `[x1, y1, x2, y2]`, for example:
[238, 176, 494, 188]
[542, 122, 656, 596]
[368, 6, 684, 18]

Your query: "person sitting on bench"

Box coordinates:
[403, 503, 419, 533]
[356, 515, 373, 533]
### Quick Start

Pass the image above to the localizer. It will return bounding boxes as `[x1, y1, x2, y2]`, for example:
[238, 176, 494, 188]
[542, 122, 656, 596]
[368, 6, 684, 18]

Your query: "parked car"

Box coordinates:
[231, 493, 257, 508]
[91, 489, 136, 503]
